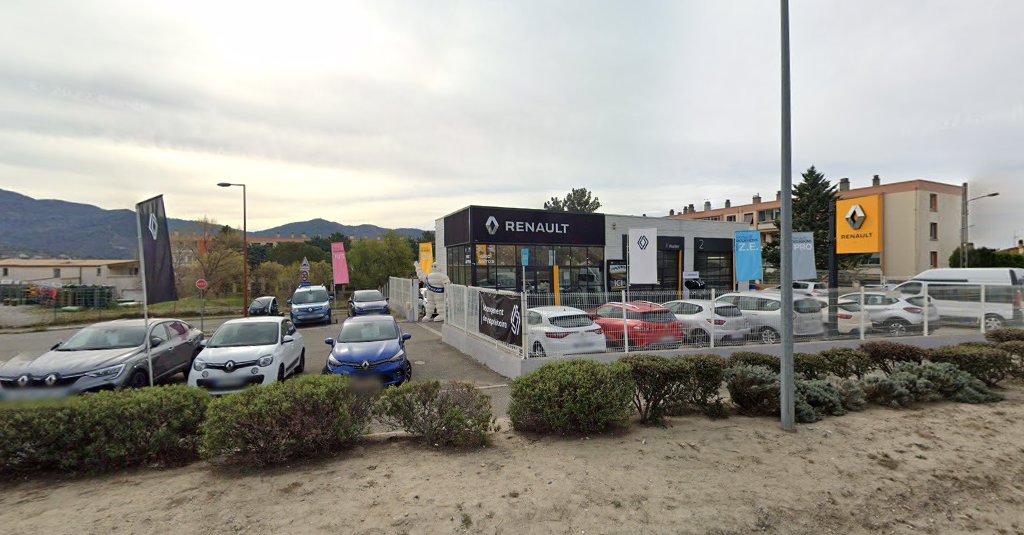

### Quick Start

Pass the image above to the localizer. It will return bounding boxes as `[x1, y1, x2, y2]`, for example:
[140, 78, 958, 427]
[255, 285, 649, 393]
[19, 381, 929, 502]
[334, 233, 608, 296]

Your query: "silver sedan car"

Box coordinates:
[0, 318, 203, 400]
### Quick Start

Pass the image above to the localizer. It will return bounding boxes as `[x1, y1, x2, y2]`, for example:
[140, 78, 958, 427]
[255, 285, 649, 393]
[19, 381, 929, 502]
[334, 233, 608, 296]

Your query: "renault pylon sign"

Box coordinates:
[836, 195, 883, 254]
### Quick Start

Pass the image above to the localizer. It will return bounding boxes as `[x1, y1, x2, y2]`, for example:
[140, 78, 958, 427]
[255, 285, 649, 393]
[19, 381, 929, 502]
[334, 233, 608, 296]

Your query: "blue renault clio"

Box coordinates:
[322, 315, 412, 386]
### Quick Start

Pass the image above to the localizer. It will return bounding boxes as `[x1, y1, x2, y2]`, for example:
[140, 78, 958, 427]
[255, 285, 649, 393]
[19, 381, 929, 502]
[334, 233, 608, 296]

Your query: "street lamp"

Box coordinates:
[960, 188, 999, 268]
[217, 182, 248, 316]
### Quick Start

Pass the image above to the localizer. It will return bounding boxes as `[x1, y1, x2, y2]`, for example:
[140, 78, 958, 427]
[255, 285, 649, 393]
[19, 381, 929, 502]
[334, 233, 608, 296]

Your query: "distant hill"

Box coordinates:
[252, 218, 425, 240]
[0, 189, 427, 259]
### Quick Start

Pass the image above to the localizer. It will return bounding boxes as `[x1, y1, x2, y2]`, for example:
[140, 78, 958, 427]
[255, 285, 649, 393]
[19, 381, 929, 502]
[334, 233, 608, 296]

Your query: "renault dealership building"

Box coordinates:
[435, 206, 748, 293]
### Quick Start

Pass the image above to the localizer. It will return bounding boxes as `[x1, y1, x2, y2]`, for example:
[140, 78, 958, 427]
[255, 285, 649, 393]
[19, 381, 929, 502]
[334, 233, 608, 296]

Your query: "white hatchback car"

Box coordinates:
[662, 299, 750, 346]
[525, 306, 606, 357]
[813, 299, 871, 335]
[189, 317, 305, 394]
[716, 292, 825, 344]
[839, 292, 939, 337]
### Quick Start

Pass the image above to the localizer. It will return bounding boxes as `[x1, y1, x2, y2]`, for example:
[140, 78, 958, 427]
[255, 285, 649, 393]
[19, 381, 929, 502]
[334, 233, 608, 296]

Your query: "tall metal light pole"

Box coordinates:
[779, 0, 796, 432]
[217, 182, 248, 317]
[960, 185, 999, 268]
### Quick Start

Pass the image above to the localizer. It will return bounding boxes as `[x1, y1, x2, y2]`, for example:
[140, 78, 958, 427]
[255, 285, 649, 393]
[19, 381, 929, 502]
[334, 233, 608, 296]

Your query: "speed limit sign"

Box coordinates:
[196, 279, 209, 291]
[299, 271, 309, 282]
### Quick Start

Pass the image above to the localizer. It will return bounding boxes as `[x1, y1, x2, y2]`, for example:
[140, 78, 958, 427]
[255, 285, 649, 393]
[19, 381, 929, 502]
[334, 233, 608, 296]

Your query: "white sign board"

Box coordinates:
[627, 228, 658, 285]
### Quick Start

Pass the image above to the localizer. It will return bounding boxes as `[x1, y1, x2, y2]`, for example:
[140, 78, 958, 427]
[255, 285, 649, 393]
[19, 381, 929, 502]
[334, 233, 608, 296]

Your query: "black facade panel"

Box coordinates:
[694, 237, 733, 252]
[444, 208, 471, 246]
[468, 206, 604, 246]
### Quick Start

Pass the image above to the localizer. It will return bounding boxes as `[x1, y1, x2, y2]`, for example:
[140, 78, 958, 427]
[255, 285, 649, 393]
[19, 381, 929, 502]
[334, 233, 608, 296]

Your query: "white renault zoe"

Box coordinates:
[189, 317, 305, 395]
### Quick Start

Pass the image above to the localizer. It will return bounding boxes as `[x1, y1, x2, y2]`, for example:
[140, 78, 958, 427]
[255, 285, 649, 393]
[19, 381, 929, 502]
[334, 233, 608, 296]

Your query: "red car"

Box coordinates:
[588, 301, 684, 350]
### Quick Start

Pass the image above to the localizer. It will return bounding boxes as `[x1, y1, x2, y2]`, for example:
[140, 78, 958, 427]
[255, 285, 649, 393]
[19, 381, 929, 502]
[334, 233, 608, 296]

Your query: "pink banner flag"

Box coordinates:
[331, 242, 350, 285]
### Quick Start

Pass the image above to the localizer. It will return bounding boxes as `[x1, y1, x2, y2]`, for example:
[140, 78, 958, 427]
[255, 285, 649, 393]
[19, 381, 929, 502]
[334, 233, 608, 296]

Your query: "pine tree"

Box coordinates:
[762, 165, 839, 270]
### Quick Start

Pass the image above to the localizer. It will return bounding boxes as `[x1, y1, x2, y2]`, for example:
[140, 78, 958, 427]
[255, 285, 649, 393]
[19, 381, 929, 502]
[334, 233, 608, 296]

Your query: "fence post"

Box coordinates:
[980, 283, 987, 334]
[521, 290, 528, 359]
[463, 286, 469, 332]
[922, 282, 929, 337]
[621, 289, 629, 353]
[858, 286, 866, 341]
[709, 288, 716, 349]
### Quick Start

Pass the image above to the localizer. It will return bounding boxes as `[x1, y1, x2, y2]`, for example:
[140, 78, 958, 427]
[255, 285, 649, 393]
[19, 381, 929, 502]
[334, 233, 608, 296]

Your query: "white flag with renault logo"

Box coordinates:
[628, 228, 658, 285]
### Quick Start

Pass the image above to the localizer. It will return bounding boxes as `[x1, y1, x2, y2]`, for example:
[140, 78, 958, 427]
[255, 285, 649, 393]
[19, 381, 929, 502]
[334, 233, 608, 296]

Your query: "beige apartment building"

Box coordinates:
[0, 259, 142, 299]
[670, 176, 964, 280]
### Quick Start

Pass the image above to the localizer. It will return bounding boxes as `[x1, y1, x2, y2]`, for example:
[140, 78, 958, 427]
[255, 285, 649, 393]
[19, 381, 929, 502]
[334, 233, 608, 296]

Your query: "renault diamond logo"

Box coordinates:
[224, 360, 235, 372]
[148, 213, 159, 240]
[637, 235, 650, 251]
[361, 360, 370, 369]
[17, 375, 29, 387]
[509, 304, 522, 336]
[485, 216, 499, 235]
[845, 204, 866, 231]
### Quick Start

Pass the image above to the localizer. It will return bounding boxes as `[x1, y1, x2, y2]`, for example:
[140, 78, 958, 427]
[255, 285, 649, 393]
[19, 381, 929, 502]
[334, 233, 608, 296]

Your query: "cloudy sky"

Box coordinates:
[1, 0, 1021, 246]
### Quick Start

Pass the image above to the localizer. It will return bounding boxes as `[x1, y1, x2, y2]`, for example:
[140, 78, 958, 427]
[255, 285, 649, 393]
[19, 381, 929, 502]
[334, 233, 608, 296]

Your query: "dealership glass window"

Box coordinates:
[657, 250, 681, 290]
[694, 251, 734, 292]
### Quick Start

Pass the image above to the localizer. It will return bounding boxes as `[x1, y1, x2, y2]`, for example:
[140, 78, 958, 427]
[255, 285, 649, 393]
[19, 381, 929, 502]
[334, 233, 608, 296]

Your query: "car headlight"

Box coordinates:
[193, 360, 207, 372]
[86, 364, 125, 379]
[387, 350, 406, 362]
[327, 355, 342, 367]
[258, 355, 274, 367]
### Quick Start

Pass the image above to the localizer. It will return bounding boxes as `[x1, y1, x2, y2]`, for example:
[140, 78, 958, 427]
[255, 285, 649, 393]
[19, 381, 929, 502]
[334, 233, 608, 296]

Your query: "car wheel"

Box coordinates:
[532, 341, 546, 358]
[760, 327, 780, 345]
[885, 319, 909, 337]
[984, 314, 1004, 331]
[126, 369, 149, 389]
[691, 329, 711, 347]
[295, 349, 306, 374]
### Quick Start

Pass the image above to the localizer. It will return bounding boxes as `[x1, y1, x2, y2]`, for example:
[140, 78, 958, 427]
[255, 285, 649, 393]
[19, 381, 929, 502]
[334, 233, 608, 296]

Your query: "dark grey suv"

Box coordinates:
[0, 318, 203, 400]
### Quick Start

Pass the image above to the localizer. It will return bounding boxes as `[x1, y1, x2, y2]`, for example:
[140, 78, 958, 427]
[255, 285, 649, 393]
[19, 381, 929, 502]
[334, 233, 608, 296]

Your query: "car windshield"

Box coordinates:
[250, 298, 271, 308]
[337, 320, 398, 343]
[292, 289, 329, 304]
[353, 290, 385, 303]
[207, 322, 279, 347]
[549, 314, 593, 328]
[58, 325, 146, 351]
[625, 310, 676, 323]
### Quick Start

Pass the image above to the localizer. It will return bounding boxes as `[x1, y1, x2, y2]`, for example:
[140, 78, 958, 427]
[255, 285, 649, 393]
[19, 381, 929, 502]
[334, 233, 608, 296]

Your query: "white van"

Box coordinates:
[892, 268, 1023, 330]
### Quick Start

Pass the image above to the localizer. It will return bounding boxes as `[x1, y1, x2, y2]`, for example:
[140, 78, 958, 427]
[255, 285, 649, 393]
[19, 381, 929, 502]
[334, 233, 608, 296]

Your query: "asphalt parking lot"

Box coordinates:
[0, 312, 512, 417]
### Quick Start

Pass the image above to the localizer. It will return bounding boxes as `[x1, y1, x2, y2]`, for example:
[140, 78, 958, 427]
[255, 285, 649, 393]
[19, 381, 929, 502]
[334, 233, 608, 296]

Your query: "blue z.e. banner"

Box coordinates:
[735, 230, 763, 282]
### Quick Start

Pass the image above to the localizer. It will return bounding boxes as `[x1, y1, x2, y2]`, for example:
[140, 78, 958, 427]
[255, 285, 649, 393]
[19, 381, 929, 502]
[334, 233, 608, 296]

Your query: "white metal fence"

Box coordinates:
[470, 282, 1021, 359]
[386, 277, 420, 322]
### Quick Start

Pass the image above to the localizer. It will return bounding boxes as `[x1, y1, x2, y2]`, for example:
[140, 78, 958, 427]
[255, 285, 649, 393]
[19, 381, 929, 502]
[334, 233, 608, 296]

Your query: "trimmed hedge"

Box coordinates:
[724, 365, 780, 417]
[0, 385, 209, 473]
[795, 380, 848, 423]
[623, 354, 681, 424]
[201, 375, 373, 465]
[929, 345, 1015, 386]
[861, 362, 1002, 407]
[509, 360, 634, 434]
[984, 328, 1024, 344]
[375, 380, 493, 447]
[624, 354, 728, 424]
[860, 341, 928, 375]
[728, 352, 779, 373]
[819, 348, 876, 379]
[794, 353, 829, 380]
[671, 354, 728, 418]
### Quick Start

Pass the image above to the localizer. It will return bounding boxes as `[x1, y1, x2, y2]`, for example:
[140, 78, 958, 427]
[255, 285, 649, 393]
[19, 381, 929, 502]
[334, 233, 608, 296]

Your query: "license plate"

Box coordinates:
[660, 336, 674, 343]
[214, 377, 248, 388]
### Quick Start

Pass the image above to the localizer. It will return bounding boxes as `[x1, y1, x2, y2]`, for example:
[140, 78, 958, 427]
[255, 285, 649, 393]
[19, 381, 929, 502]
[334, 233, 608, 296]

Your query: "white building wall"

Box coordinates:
[603, 215, 749, 272]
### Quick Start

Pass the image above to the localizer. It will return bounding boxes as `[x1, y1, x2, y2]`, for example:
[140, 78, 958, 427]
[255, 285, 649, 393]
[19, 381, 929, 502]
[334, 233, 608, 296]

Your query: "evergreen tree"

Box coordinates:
[762, 165, 839, 271]
[544, 188, 601, 213]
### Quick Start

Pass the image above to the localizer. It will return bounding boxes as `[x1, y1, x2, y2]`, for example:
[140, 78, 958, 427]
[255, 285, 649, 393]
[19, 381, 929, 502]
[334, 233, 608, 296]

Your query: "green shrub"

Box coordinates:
[201, 375, 373, 465]
[835, 379, 867, 412]
[724, 365, 779, 416]
[0, 385, 209, 474]
[794, 380, 847, 423]
[860, 362, 1002, 408]
[509, 360, 634, 434]
[623, 354, 682, 425]
[375, 381, 493, 447]
[996, 341, 1024, 379]
[859, 341, 928, 375]
[984, 328, 1024, 344]
[671, 354, 728, 417]
[929, 345, 1015, 386]
[819, 347, 875, 379]
[794, 353, 829, 380]
[728, 352, 779, 373]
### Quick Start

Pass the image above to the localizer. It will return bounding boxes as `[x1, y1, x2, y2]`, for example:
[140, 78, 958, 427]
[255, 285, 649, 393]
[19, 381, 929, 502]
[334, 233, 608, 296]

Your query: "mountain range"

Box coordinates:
[0, 189, 426, 259]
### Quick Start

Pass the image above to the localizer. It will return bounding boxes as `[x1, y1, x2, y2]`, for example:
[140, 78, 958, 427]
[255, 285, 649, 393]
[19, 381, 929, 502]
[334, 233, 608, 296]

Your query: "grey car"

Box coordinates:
[0, 318, 203, 400]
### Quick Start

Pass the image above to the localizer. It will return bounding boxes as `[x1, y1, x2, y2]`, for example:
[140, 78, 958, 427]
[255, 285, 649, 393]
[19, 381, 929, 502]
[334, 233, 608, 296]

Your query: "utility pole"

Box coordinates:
[961, 182, 968, 268]
[779, 0, 795, 432]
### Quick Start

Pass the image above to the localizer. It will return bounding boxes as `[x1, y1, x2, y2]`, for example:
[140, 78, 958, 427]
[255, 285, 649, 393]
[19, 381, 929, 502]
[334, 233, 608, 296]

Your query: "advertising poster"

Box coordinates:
[836, 195, 884, 254]
[792, 232, 817, 281]
[478, 292, 522, 346]
[475, 244, 495, 265]
[331, 242, 350, 285]
[734, 230, 763, 282]
[607, 260, 627, 291]
[418, 243, 433, 274]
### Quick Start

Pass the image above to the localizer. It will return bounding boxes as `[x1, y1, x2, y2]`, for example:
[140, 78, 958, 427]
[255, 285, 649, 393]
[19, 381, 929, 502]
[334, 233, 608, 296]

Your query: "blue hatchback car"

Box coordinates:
[322, 316, 412, 386]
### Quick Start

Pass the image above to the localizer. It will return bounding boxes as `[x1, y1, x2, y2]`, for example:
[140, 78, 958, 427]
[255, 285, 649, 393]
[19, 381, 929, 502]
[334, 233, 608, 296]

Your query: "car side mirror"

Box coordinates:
[150, 337, 163, 348]
[385, 297, 390, 302]
[282, 335, 294, 344]
[402, 333, 412, 341]
[286, 299, 292, 305]
[325, 338, 335, 346]
[199, 340, 208, 347]
[51, 342, 61, 350]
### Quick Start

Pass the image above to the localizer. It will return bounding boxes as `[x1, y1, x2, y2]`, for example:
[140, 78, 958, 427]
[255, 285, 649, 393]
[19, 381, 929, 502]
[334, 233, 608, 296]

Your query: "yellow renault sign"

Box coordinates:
[836, 195, 883, 254]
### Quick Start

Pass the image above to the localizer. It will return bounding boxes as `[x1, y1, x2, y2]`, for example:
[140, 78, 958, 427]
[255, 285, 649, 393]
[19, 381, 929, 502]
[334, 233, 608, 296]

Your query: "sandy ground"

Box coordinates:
[2, 383, 1024, 535]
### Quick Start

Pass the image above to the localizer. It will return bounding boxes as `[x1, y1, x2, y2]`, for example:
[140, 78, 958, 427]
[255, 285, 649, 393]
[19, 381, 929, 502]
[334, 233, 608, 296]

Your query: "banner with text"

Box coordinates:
[478, 292, 523, 347]
[792, 232, 817, 281]
[734, 230, 763, 282]
[331, 242, 350, 285]
[627, 228, 658, 285]
[418, 243, 433, 274]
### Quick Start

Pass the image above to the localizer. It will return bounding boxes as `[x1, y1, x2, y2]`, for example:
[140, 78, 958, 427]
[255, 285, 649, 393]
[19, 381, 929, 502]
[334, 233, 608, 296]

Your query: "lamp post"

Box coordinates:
[960, 185, 999, 268]
[778, 0, 795, 432]
[217, 182, 248, 316]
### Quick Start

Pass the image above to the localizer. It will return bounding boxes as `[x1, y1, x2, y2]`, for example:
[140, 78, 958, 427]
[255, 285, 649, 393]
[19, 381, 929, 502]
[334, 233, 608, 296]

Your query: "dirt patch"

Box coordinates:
[3, 384, 1024, 534]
